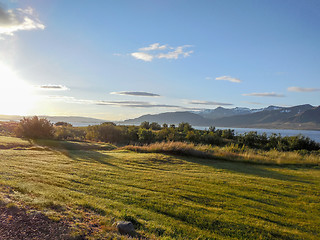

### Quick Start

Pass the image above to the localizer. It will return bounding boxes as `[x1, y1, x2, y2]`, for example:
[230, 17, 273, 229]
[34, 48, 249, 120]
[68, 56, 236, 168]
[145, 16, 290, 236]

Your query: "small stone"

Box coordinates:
[116, 221, 135, 234]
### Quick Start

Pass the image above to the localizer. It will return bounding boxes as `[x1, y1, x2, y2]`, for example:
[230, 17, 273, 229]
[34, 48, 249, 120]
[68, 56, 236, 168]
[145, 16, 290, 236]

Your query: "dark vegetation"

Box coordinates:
[0, 117, 319, 152]
[3, 117, 318, 152]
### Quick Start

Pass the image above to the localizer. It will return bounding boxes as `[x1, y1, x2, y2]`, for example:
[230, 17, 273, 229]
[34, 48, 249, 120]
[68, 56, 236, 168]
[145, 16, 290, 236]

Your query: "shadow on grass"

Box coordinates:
[152, 205, 297, 240]
[33, 139, 122, 169]
[182, 156, 312, 184]
[33, 139, 116, 151]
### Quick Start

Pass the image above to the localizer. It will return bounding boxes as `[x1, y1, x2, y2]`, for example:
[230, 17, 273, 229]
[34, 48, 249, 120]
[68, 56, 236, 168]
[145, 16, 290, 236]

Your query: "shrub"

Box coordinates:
[140, 121, 150, 129]
[150, 122, 162, 130]
[138, 128, 154, 143]
[54, 121, 72, 127]
[86, 122, 124, 143]
[0, 121, 19, 136]
[55, 126, 86, 140]
[15, 116, 55, 139]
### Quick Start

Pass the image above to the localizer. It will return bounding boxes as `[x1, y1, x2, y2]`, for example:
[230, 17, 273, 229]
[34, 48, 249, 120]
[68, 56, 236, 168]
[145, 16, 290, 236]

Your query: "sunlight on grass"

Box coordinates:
[0, 136, 319, 239]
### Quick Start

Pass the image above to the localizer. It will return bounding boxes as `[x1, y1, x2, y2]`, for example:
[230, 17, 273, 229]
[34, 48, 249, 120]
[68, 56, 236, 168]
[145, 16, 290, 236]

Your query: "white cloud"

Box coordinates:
[131, 52, 154, 62]
[139, 43, 167, 51]
[130, 44, 193, 62]
[215, 76, 241, 83]
[157, 45, 193, 60]
[242, 92, 285, 97]
[287, 87, 320, 92]
[0, 6, 45, 38]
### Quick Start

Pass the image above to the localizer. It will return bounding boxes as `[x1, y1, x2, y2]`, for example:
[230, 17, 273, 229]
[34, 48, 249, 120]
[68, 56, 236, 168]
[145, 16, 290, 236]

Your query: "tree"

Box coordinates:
[138, 128, 154, 143]
[86, 123, 124, 143]
[221, 129, 235, 139]
[178, 122, 193, 133]
[209, 126, 216, 132]
[140, 121, 150, 129]
[54, 121, 72, 127]
[15, 116, 55, 139]
[150, 122, 161, 130]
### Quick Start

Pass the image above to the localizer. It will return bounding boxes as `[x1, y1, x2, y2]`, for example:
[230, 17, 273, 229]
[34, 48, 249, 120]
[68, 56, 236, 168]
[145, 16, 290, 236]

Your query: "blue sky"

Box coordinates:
[0, 0, 319, 120]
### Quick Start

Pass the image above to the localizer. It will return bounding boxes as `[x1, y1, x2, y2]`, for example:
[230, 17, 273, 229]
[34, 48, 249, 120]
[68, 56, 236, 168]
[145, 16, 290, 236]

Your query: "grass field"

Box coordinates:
[0, 136, 320, 239]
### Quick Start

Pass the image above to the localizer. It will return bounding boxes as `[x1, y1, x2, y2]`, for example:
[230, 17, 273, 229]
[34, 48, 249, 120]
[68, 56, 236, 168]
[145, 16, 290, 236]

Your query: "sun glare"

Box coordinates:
[0, 64, 35, 115]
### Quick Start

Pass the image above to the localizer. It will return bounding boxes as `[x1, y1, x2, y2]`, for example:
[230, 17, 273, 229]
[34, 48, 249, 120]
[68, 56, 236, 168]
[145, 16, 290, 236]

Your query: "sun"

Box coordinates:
[0, 64, 35, 115]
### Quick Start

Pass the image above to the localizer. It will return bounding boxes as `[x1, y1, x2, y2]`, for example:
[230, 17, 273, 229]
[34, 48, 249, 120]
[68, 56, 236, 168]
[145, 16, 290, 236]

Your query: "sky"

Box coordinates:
[0, 0, 319, 121]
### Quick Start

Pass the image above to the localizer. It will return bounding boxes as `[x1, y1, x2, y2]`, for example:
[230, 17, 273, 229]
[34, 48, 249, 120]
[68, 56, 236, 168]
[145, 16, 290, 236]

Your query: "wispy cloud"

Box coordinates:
[189, 100, 233, 106]
[110, 91, 160, 97]
[47, 95, 207, 110]
[242, 92, 285, 97]
[47, 96, 90, 104]
[139, 43, 167, 51]
[130, 43, 193, 62]
[287, 87, 320, 92]
[157, 45, 193, 60]
[215, 76, 241, 83]
[0, 6, 45, 38]
[97, 100, 181, 108]
[36, 85, 69, 91]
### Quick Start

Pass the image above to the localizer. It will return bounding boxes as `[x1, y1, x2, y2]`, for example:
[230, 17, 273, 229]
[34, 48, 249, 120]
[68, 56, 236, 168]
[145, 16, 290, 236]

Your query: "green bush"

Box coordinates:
[15, 116, 55, 139]
[86, 122, 124, 143]
[55, 126, 86, 140]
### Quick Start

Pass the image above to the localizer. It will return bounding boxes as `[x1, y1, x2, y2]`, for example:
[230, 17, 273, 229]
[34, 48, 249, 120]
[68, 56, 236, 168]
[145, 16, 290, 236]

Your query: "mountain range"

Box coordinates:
[1, 104, 319, 130]
[121, 112, 214, 126]
[121, 104, 320, 130]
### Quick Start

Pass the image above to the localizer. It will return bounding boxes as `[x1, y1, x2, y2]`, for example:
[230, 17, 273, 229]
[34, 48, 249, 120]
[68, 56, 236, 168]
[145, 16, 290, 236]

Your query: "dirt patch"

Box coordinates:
[0, 203, 72, 240]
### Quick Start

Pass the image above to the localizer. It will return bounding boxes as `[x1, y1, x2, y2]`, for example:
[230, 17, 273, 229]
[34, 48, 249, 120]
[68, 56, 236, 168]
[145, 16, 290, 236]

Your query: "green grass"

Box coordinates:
[0, 136, 320, 239]
[0, 135, 32, 149]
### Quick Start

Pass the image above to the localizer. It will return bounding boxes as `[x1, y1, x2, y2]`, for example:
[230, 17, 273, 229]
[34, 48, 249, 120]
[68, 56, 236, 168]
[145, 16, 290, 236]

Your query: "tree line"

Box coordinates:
[6, 116, 320, 152]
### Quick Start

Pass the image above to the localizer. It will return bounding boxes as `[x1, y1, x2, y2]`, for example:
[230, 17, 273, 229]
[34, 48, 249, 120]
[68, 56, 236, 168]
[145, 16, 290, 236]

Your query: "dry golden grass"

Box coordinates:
[123, 141, 320, 166]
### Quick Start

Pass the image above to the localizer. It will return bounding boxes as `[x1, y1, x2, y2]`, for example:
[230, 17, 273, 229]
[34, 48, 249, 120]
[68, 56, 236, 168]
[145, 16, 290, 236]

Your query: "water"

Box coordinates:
[68, 122, 105, 127]
[195, 126, 320, 143]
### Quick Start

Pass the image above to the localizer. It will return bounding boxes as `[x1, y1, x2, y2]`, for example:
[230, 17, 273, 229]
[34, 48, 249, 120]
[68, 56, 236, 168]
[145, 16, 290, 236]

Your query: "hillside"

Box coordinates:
[121, 111, 215, 126]
[212, 104, 320, 129]
[197, 106, 253, 120]
[291, 106, 320, 123]
[120, 104, 320, 130]
[0, 136, 319, 239]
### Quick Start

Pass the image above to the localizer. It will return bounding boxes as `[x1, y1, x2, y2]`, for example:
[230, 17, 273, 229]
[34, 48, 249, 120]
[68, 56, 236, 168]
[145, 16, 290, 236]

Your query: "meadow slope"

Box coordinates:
[0, 136, 319, 239]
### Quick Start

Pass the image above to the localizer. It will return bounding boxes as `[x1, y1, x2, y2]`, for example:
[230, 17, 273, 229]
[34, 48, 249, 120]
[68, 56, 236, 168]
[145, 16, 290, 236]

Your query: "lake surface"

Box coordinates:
[195, 126, 320, 143]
